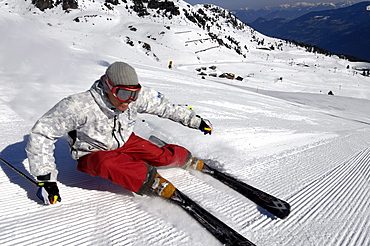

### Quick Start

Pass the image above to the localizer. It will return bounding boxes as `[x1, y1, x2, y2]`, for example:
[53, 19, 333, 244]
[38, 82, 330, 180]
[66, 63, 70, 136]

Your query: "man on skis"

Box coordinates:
[26, 61, 212, 204]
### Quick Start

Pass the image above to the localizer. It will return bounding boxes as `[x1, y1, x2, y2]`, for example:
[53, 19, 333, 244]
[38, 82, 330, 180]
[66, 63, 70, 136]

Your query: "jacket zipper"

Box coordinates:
[112, 115, 121, 148]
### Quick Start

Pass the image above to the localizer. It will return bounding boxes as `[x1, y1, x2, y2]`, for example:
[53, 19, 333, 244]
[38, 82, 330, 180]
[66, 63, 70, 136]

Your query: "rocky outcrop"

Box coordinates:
[32, 0, 78, 11]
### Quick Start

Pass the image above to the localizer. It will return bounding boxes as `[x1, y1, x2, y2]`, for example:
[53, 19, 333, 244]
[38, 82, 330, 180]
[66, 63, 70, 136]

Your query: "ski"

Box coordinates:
[201, 163, 291, 219]
[149, 135, 291, 219]
[170, 189, 255, 246]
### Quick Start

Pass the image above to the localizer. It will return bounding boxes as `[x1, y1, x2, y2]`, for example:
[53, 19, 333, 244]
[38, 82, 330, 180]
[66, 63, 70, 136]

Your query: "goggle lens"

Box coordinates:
[105, 75, 141, 102]
[115, 87, 140, 102]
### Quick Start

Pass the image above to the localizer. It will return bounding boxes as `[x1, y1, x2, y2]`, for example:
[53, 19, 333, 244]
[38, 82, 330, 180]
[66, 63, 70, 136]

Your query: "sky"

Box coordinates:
[185, 0, 364, 9]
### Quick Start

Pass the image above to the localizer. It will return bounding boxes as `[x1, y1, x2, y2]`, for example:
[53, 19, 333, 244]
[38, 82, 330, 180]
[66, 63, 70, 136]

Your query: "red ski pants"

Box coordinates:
[77, 133, 190, 194]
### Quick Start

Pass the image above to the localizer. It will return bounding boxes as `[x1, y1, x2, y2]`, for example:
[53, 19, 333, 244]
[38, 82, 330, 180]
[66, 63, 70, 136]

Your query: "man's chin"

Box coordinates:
[117, 104, 129, 111]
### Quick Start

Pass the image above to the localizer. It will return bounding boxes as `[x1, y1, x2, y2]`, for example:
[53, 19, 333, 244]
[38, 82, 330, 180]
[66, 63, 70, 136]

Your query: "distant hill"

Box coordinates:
[232, 2, 355, 24]
[248, 2, 370, 62]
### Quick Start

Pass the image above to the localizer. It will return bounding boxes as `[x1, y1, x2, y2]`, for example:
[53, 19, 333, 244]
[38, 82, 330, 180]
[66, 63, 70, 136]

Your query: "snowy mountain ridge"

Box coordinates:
[265, 1, 354, 9]
[9, 0, 259, 61]
[232, 1, 357, 24]
[237, 1, 356, 11]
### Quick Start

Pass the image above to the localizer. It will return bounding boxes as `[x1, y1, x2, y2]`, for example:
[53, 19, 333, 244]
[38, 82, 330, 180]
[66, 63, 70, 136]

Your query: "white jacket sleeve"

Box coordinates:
[26, 97, 83, 181]
[136, 87, 202, 129]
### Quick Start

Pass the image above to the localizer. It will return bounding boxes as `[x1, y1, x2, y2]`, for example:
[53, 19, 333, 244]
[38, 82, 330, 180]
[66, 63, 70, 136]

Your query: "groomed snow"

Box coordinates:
[0, 1, 369, 245]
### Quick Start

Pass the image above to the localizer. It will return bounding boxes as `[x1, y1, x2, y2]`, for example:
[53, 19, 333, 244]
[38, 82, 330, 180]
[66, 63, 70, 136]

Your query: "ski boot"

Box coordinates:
[151, 173, 176, 198]
[187, 158, 205, 171]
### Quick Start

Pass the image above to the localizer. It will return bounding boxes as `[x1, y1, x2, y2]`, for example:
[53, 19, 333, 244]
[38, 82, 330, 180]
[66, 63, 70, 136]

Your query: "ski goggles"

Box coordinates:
[105, 75, 141, 103]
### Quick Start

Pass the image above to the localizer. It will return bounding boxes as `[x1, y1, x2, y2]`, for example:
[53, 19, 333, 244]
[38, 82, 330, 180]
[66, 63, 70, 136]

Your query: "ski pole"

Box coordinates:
[0, 157, 41, 187]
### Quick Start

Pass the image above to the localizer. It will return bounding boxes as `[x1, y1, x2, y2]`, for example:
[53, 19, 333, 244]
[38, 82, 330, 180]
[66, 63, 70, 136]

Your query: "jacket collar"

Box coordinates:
[89, 78, 123, 116]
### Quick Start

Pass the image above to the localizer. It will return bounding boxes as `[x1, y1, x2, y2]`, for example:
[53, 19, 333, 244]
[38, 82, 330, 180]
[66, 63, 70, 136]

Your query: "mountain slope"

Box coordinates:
[0, 1, 370, 246]
[250, 1, 370, 61]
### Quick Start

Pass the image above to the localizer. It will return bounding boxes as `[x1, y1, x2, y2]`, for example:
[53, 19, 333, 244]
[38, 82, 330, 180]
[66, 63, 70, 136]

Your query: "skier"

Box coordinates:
[26, 62, 212, 204]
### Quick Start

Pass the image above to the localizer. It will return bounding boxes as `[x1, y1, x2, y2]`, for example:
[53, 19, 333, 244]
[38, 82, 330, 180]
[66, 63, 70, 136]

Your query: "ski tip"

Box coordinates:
[272, 201, 291, 219]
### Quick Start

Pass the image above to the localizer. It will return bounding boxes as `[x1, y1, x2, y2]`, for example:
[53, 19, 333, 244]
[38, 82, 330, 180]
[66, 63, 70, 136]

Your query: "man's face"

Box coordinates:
[106, 91, 132, 111]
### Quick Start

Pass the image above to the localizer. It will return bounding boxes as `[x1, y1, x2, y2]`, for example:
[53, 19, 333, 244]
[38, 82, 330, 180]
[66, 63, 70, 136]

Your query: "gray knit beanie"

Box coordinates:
[106, 62, 139, 86]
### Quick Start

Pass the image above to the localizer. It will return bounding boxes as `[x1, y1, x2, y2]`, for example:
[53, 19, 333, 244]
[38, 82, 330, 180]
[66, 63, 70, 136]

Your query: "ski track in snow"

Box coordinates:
[242, 131, 370, 246]
[1, 73, 370, 245]
[1, 69, 370, 246]
[150, 117, 370, 245]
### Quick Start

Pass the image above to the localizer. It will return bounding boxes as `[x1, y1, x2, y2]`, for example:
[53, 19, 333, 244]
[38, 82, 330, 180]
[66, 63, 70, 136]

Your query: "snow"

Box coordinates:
[0, 1, 369, 245]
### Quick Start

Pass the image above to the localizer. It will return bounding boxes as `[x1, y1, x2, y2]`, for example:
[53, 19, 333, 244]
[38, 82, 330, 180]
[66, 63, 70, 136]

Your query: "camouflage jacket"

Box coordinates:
[26, 79, 201, 181]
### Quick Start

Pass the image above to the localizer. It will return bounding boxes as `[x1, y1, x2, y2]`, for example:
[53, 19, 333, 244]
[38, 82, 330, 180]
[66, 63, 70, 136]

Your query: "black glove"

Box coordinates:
[199, 118, 213, 135]
[36, 182, 61, 205]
